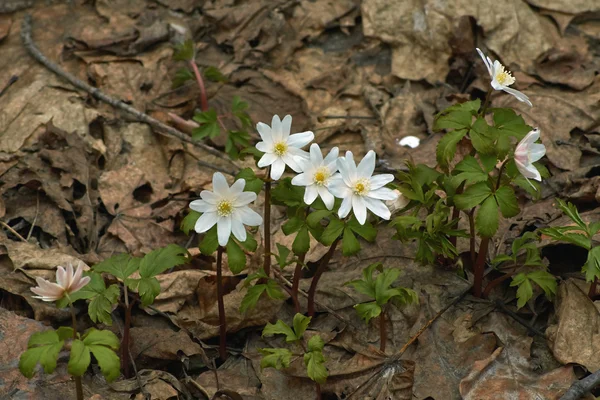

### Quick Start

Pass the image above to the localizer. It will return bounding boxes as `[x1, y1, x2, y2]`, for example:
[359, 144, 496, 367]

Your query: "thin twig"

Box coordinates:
[0, 220, 28, 242]
[26, 191, 39, 241]
[20, 15, 238, 176]
[493, 300, 548, 338]
[560, 368, 600, 400]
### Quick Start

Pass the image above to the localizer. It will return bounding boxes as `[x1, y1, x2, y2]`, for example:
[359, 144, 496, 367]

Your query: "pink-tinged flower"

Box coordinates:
[476, 48, 532, 107]
[329, 150, 398, 225]
[31, 263, 90, 302]
[255, 115, 314, 180]
[514, 128, 546, 186]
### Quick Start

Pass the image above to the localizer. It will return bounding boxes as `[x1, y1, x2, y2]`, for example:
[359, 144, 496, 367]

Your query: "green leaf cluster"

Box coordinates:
[198, 226, 256, 274]
[240, 269, 286, 314]
[346, 263, 418, 324]
[510, 270, 557, 309]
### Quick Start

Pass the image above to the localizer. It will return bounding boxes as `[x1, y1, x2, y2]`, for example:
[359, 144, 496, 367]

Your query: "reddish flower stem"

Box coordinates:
[216, 246, 227, 360]
[68, 302, 84, 400]
[291, 253, 306, 313]
[121, 286, 134, 378]
[189, 60, 208, 112]
[473, 237, 489, 298]
[307, 238, 340, 317]
[379, 309, 387, 353]
[263, 172, 272, 278]
[589, 277, 599, 299]
[482, 270, 518, 298]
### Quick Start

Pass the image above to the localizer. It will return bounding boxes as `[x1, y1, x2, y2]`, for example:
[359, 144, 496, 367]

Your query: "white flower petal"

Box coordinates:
[190, 199, 214, 213]
[516, 159, 542, 181]
[282, 153, 302, 172]
[287, 131, 314, 148]
[328, 178, 351, 198]
[229, 178, 246, 197]
[352, 196, 367, 225]
[201, 191, 219, 204]
[357, 151, 376, 178]
[368, 187, 398, 200]
[369, 174, 394, 190]
[337, 157, 354, 186]
[65, 264, 74, 290]
[217, 216, 232, 247]
[256, 122, 273, 144]
[70, 263, 84, 291]
[236, 207, 263, 226]
[292, 172, 311, 186]
[317, 186, 335, 210]
[502, 86, 532, 107]
[270, 158, 286, 180]
[281, 115, 292, 140]
[323, 147, 339, 164]
[234, 192, 256, 206]
[231, 219, 247, 243]
[194, 212, 218, 233]
[71, 275, 91, 293]
[56, 266, 67, 288]
[271, 115, 283, 142]
[529, 144, 546, 163]
[309, 143, 323, 165]
[364, 197, 391, 221]
[212, 173, 229, 197]
[338, 196, 352, 219]
[304, 185, 319, 205]
[476, 48, 492, 78]
[258, 152, 278, 168]
[256, 141, 269, 153]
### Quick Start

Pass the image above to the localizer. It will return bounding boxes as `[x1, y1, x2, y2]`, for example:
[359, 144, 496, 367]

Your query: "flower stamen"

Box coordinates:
[273, 142, 288, 156]
[494, 65, 515, 87]
[313, 167, 329, 186]
[216, 200, 234, 217]
[353, 178, 370, 196]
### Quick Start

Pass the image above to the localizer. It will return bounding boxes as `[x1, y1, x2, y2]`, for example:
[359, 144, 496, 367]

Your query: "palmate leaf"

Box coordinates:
[139, 244, 188, 278]
[454, 182, 492, 210]
[259, 348, 292, 370]
[19, 330, 65, 378]
[74, 273, 119, 326]
[304, 335, 328, 384]
[583, 247, 600, 282]
[93, 253, 139, 281]
[436, 129, 468, 168]
[262, 320, 297, 342]
[454, 156, 488, 185]
[240, 280, 285, 314]
[354, 302, 382, 324]
[510, 273, 533, 309]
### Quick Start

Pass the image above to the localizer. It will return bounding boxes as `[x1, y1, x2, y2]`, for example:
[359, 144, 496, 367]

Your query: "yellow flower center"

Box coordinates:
[494, 65, 515, 87]
[353, 179, 370, 196]
[216, 200, 234, 217]
[313, 168, 329, 186]
[273, 142, 288, 156]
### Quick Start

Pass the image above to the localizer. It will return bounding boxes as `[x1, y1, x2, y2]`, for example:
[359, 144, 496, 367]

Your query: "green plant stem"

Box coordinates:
[291, 253, 306, 313]
[473, 237, 489, 298]
[121, 285, 133, 378]
[189, 60, 208, 112]
[216, 246, 227, 360]
[589, 277, 599, 299]
[479, 87, 493, 117]
[379, 308, 387, 353]
[263, 171, 272, 278]
[307, 237, 341, 317]
[68, 300, 84, 400]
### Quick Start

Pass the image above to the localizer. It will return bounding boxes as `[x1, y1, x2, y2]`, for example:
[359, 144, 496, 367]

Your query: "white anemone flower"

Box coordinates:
[190, 172, 263, 246]
[386, 189, 410, 214]
[291, 144, 339, 210]
[476, 48, 532, 107]
[514, 128, 546, 186]
[256, 115, 314, 180]
[329, 150, 398, 225]
[31, 263, 90, 302]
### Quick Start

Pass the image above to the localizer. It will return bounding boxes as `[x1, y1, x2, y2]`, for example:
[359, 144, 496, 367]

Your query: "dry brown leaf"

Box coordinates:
[525, 0, 600, 14]
[546, 279, 600, 371]
[130, 327, 204, 361]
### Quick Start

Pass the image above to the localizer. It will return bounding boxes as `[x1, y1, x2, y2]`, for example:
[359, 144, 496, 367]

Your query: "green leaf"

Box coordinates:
[282, 216, 304, 235]
[320, 218, 344, 246]
[271, 178, 305, 207]
[527, 270, 557, 299]
[173, 39, 195, 61]
[436, 129, 467, 168]
[226, 239, 246, 274]
[82, 274, 120, 326]
[82, 328, 120, 349]
[439, 99, 481, 115]
[199, 226, 219, 255]
[510, 273, 533, 309]
[93, 253, 138, 281]
[56, 326, 75, 341]
[239, 233, 258, 252]
[127, 277, 161, 307]
[292, 313, 311, 340]
[192, 109, 220, 140]
[539, 227, 591, 249]
[454, 182, 492, 210]
[262, 320, 298, 342]
[304, 341, 328, 384]
[307, 335, 325, 352]
[19, 330, 64, 378]
[181, 210, 201, 235]
[139, 244, 188, 278]
[556, 199, 588, 231]
[493, 108, 531, 140]
[274, 244, 292, 268]
[204, 66, 227, 83]
[307, 210, 332, 229]
[172, 67, 194, 88]
[434, 111, 473, 131]
[235, 168, 263, 194]
[492, 254, 514, 266]
[293, 226, 311, 255]
[454, 156, 488, 185]
[583, 247, 600, 282]
[476, 196, 499, 237]
[354, 302, 381, 324]
[374, 268, 401, 305]
[259, 348, 292, 370]
[347, 218, 377, 242]
[495, 186, 520, 218]
[470, 118, 495, 154]
[342, 227, 361, 256]
[264, 280, 286, 301]
[68, 339, 91, 377]
[240, 284, 266, 314]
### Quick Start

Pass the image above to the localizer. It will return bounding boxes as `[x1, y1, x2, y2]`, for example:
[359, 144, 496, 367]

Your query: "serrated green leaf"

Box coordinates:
[583, 247, 600, 282]
[495, 186, 520, 218]
[68, 339, 91, 377]
[259, 348, 292, 370]
[240, 284, 266, 314]
[454, 182, 493, 210]
[56, 326, 74, 341]
[265, 280, 286, 300]
[70, 273, 120, 326]
[492, 254, 514, 266]
[374, 268, 401, 305]
[412, 163, 442, 186]
[192, 122, 220, 141]
[181, 210, 201, 235]
[354, 302, 381, 324]
[436, 129, 468, 168]
[556, 199, 588, 231]
[320, 218, 344, 246]
[127, 276, 161, 307]
[292, 313, 311, 340]
[510, 273, 533, 309]
[275, 244, 292, 268]
[173, 39, 195, 61]
[282, 216, 304, 235]
[434, 110, 473, 131]
[438, 99, 481, 115]
[93, 253, 138, 281]
[226, 239, 246, 274]
[87, 344, 120, 382]
[293, 226, 310, 255]
[540, 227, 591, 250]
[527, 270, 557, 299]
[304, 342, 328, 384]
[172, 67, 194, 88]
[235, 168, 263, 194]
[347, 218, 377, 242]
[493, 108, 532, 140]
[307, 335, 325, 352]
[307, 210, 332, 229]
[262, 320, 297, 342]
[139, 244, 188, 278]
[470, 118, 495, 154]
[204, 66, 227, 83]
[476, 195, 499, 237]
[342, 227, 361, 256]
[19, 330, 64, 378]
[454, 156, 488, 185]
[271, 178, 305, 207]
[199, 226, 219, 255]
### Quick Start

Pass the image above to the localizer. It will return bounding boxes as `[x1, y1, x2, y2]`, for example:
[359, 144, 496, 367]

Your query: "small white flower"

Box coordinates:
[291, 144, 339, 210]
[190, 172, 263, 246]
[256, 115, 314, 180]
[476, 48, 532, 107]
[31, 263, 90, 302]
[386, 189, 410, 213]
[398, 136, 420, 148]
[329, 150, 398, 225]
[514, 128, 546, 186]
